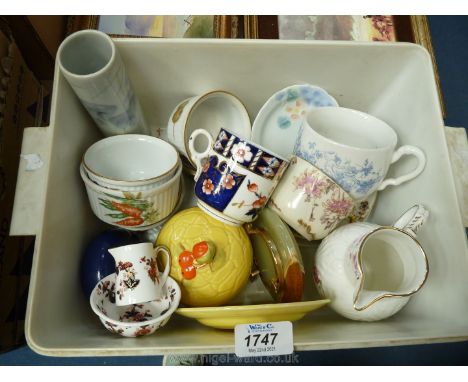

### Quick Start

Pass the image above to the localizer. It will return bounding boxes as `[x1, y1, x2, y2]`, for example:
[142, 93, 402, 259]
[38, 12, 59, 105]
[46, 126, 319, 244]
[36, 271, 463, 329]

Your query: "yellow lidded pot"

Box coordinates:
[156, 207, 253, 307]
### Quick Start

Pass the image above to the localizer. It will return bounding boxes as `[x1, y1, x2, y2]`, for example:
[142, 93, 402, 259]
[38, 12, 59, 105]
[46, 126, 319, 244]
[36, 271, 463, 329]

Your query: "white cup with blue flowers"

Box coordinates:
[294, 107, 426, 200]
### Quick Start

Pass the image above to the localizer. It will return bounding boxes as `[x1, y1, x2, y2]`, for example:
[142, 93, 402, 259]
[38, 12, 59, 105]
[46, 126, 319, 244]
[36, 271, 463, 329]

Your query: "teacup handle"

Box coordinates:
[393, 204, 429, 237]
[377, 145, 426, 191]
[154, 245, 171, 287]
[188, 129, 213, 181]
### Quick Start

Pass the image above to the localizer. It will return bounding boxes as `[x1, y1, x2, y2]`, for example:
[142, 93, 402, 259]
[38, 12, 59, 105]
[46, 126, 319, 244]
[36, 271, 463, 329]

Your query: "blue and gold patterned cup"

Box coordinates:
[188, 128, 289, 226]
[58, 30, 148, 137]
[294, 107, 426, 199]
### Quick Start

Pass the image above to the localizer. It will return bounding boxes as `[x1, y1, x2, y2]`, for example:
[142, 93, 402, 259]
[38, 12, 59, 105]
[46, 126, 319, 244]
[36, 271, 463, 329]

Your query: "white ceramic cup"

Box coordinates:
[294, 107, 426, 199]
[268, 156, 355, 241]
[82, 134, 180, 189]
[108, 242, 171, 306]
[167, 90, 251, 167]
[57, 29, 148, 136]
[188, 128, 289, 226]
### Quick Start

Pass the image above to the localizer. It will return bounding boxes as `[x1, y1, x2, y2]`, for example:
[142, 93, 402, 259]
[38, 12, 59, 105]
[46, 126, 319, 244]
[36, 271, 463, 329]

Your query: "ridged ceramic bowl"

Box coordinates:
[80, 163, 182, 231]
[83, 134, 181, 189]
[81, 161, 182, 192]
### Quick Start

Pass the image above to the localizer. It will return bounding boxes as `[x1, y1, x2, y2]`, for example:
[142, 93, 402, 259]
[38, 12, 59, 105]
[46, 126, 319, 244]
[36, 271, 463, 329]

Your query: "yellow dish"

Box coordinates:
[176, 300, 330, 329]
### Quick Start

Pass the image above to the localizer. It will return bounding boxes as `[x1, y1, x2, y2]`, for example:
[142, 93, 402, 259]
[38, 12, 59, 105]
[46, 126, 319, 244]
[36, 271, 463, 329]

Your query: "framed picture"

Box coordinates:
[66, 15, 444, 115]
[242, 15, 445, 116]
[66, 15, 240, 38]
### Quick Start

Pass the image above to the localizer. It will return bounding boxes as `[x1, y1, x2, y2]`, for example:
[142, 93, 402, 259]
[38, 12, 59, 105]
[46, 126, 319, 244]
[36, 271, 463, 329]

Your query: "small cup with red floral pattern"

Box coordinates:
[108, 242, 170, 306]
[188, 128, 289, 226]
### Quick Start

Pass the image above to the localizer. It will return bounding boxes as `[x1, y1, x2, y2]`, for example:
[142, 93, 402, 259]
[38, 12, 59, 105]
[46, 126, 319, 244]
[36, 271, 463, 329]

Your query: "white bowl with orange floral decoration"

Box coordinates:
[90, 274, 181, 338]
[80, 163, 182, 230]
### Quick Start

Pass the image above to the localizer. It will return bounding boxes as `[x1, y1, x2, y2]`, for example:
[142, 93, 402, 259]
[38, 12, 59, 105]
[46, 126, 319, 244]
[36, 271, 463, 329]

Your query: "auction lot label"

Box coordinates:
[234, 321, 293, 358]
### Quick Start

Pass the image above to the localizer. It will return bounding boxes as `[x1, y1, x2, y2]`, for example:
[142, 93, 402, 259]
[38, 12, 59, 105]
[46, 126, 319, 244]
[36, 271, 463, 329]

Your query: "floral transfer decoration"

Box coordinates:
[202, 178, 215, 195]
[93, 274, 178, 338]
[348, 237, 365, 280]
[221, 173, 236, 189]
[99, 192, 160, 227]
[167, 286, 177, 302]
[296, 219, 315, 240]
[140, 256, 159, 284]
[231, 180, 268, 220]
[348, 200, 370, 223]
[231, 141, 253, 164]
[397, 205, 429, 236]
[97, 279, 116, 304]
[115, 261, 140, 301]
[212, 128, 287, 180]
[294, 134, 383, 196]
[291, 160, 354, 232]
[321, 197, 354, 230]
[120, 304, 153, 322]
[134, 325, 153, 337]
[293, 168, 329, 202]
[195, 155, 246, 212]
[312, 265, 325, 297]
[104, 320, 124, 335]
[274, 85, 338, 130]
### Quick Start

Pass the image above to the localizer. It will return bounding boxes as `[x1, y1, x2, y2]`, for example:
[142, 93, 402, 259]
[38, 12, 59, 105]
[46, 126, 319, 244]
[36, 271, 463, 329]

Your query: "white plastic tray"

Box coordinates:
[11, 39, 468, 356]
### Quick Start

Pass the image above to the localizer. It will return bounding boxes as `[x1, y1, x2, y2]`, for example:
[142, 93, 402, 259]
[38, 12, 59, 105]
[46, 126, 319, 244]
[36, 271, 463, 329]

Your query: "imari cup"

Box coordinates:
[188, 128, 289, 226]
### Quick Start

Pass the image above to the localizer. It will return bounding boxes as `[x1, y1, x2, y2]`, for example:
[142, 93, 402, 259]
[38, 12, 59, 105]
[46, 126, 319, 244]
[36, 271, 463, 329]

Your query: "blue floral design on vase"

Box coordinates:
[294, 139, 383, 197]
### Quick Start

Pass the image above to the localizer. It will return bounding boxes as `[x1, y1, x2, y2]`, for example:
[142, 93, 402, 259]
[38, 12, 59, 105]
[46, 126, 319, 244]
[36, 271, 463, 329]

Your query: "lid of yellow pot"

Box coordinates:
[156, 207, 253, 307]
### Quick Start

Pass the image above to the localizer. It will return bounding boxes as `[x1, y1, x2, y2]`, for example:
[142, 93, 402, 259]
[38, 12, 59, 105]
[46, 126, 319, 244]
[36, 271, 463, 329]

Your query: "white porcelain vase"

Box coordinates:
[58, 30, 148, 136]
[313, 205, 429, 321]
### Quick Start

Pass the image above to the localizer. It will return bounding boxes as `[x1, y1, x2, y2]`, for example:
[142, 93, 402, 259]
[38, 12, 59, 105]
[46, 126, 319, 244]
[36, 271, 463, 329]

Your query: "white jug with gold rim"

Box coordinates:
[313, 205, 429, 321]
